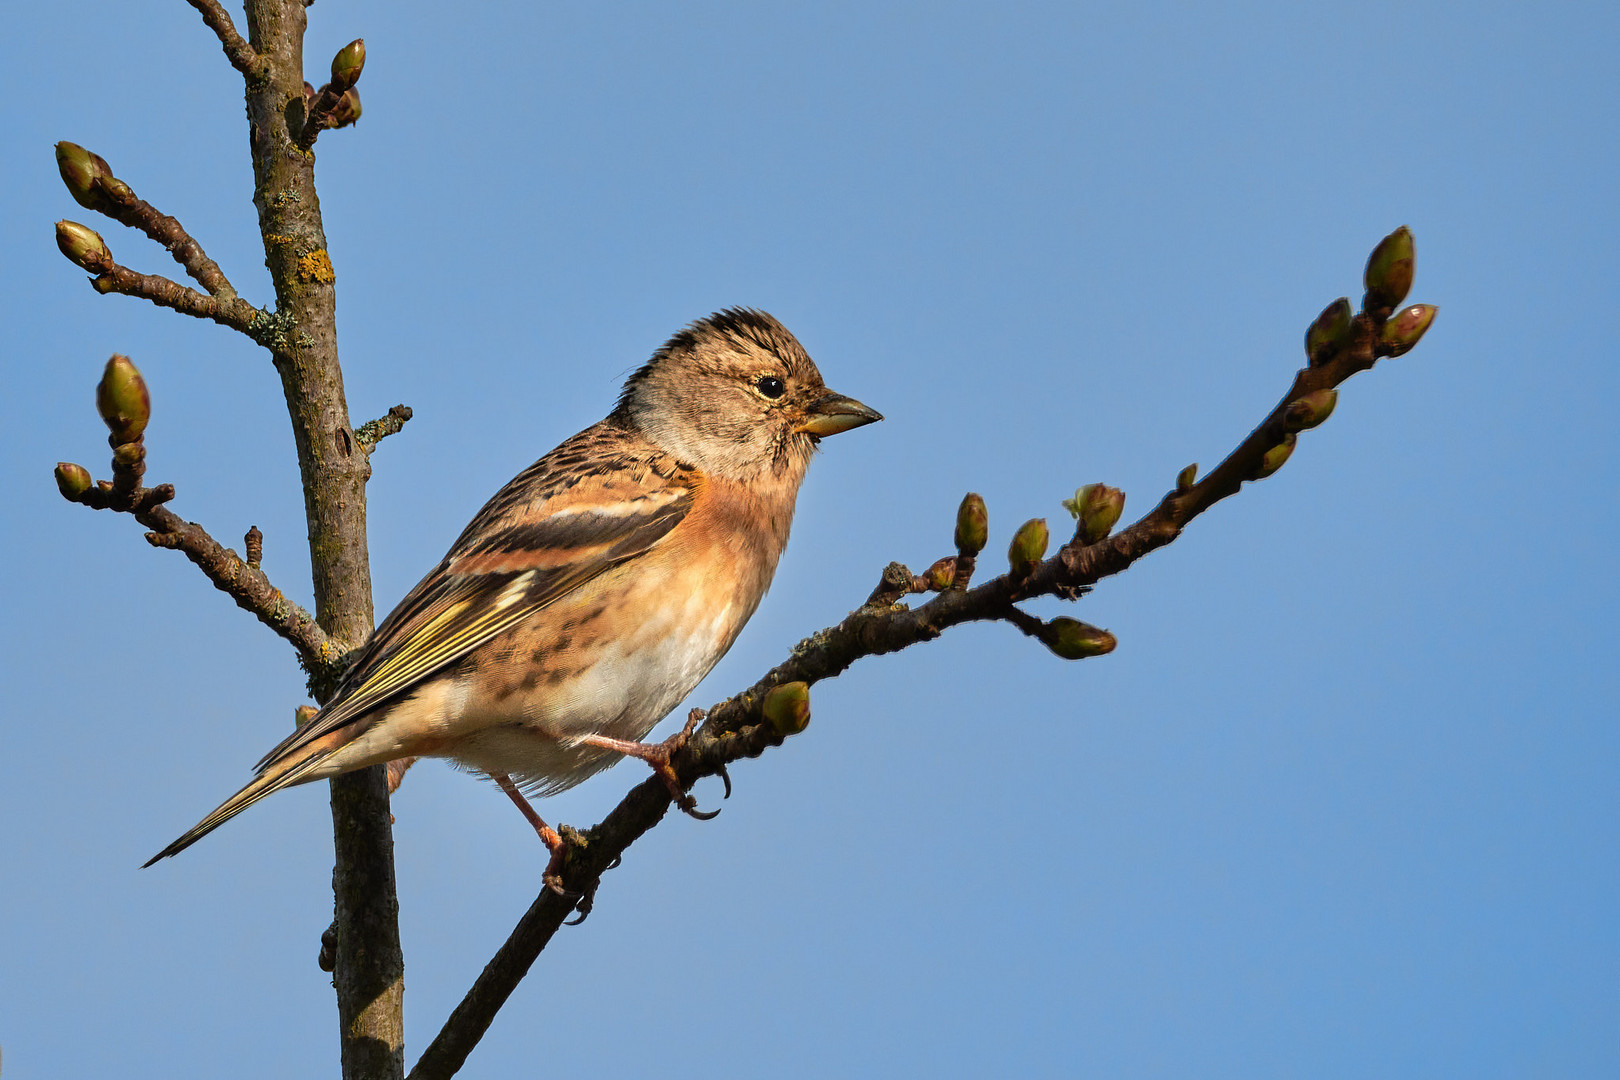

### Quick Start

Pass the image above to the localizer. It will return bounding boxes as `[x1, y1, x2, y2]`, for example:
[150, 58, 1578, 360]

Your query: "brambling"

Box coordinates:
[147, 308, 880, 868]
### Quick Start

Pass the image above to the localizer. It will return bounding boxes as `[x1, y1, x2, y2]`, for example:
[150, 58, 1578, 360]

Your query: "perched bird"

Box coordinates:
[146, 308, 880, 870]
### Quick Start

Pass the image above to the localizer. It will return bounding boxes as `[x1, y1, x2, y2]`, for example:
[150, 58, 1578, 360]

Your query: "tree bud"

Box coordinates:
[762, 681, 811, 736]
[1379, 304, 1438, 356]
[1283, 388, 1338, 433]
[921, 556, 956, 592]
[55, 220, 113, 273]
[1176, 463, 1198, 492]
[1063, 483, 1125, 543]
[96, 354, 151, 444]
[1040, 617, 1117, 660]
[54, 462, 92, 500]
[1007, 517, 1049, 576]
[1364, 226, 1415, 311]
[1255, 433, 1297, 479]
[330, 38, 366, 91]
[55, 141, 115, 211]
[1305, 297, 1354, 366]
[954, 492, 988, 556]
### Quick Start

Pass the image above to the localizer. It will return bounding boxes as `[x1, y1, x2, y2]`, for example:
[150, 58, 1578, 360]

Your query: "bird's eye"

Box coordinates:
[753, 375, 786, 400]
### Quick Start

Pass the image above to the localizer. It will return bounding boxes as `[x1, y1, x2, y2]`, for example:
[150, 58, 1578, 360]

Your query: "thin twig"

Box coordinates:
[356, 405, 414, 451]
[65, 471, 337, 675]
[185, 0, 262, 77]
[88, 263, 261, 335]
[87, 177, 241, 299]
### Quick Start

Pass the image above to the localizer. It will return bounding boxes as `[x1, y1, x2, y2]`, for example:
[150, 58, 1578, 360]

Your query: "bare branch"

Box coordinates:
[356, 404, 414, 452]
[87, 263, 261, 334]
[185, 0, 262, 77]
[59, 452, 336, 675]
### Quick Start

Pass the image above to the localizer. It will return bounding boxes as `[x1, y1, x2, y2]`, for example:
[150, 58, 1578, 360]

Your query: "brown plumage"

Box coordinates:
[146, 308, 880, 866]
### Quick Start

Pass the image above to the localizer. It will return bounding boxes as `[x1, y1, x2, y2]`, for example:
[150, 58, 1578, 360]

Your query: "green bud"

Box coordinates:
[1305, 297, 1354, 366]
[1007, 517, 1049, 576]
[294, 705, 318, 728]
[1364, 226, 1415, 311]
[1063, 484, 1125, 544]
[1379, 303, 1438, 357]
[330, 38, 366, 91]
[1040, 617, 1117, 660]
[330, 88, 362, 128]
[1283, 388, 1338, 433]
[1255, 433, 1297, 479]
[55, 141, 115, 211]
[1176, 463, 1198, 492]
[762, 681, 811, 736]
[96, 354, 151, 444]
[954, 492, 988, 556]
[54, 461, 92, 500]
[922, 556, 956, 592]
[55, 220, 113, 273]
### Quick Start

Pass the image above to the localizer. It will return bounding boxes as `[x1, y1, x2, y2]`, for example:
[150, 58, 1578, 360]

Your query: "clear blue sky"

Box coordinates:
[3, 2, 1615, 1076]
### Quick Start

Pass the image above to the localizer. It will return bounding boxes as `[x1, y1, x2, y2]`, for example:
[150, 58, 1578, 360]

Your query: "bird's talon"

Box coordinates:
[716, 763, 733, 800]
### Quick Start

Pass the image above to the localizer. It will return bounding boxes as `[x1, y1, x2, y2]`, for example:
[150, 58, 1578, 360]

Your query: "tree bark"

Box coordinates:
[241, 3, 404, 1076]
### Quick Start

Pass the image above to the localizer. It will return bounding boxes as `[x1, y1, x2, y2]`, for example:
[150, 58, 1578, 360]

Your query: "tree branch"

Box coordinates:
[411, 238, 1439, 1076]
[86, 263, 261, 334]
[185, 0, 263, 78]
[356, 404, 414, 452]
[56, 418, 338, 677]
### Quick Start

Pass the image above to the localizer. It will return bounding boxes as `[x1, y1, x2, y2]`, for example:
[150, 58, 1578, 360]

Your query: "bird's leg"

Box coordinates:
[492, 772, 573, 896]
[576, 708, 720, 820]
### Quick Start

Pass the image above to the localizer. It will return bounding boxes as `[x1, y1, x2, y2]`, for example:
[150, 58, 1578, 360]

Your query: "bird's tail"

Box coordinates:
[143, 745, 337, 867]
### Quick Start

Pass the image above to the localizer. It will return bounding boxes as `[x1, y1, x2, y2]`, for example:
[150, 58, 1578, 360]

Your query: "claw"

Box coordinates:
[716, 763, 733, 801]
[563, 879, 600, 925]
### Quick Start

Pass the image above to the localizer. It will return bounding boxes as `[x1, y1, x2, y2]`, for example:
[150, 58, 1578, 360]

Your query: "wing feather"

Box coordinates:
[255, 429, 696, 771]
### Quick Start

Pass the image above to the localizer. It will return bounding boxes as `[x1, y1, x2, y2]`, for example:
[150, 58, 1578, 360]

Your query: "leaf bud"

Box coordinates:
[55, 141, 115, 211]
[330, 38, 366, 92]
[1283, 388, 1339, 433]
[1063, 483, 1125, 544]
[1379, 304, 1438, 357]
[1254, 433, 1297, 479]
[96, 354, 151, 444]
[954, 492, 988, 556]
[1007, 517, 1049, 576]
[1176, 463, 1198, 492]
[54, 462, 92, 500]
[1039, 617, 1117, 660]
[1305, 297, 1354, 365]
[55, 220, 113, 273]
[1364, 226, 1415, 311]
[921, 556, 956, 592]
[762, 681, 811, 737]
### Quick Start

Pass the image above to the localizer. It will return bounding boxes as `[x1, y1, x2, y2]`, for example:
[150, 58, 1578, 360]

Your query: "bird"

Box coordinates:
[145, 308, 880, 873]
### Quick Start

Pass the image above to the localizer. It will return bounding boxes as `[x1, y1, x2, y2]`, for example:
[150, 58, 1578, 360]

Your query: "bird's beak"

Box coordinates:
[795, 392, 884, 437]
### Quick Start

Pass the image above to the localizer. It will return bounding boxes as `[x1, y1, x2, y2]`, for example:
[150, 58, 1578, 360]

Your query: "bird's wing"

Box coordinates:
[254, 429, 698, 772]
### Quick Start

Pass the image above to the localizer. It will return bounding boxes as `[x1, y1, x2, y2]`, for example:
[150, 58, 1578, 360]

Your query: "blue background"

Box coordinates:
[3, 2, 1615, 1076]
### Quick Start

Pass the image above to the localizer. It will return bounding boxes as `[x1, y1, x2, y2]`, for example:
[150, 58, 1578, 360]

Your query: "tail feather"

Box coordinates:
[143, 748, 336, 867]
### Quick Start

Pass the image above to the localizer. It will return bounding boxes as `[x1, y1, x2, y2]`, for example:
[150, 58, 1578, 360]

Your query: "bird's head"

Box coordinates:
[617, 308, 882, 482]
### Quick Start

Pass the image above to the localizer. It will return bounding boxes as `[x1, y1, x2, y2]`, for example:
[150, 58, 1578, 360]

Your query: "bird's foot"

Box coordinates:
[491, 772, 579, 898]
[577, 708, 720, 819]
